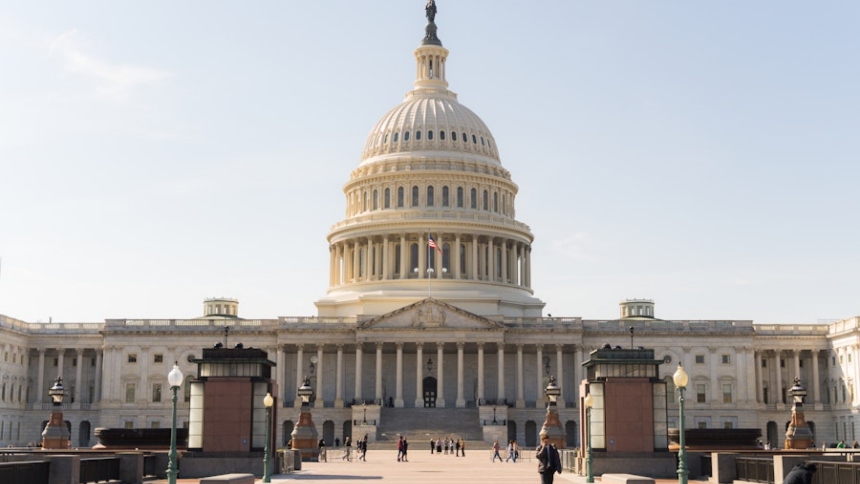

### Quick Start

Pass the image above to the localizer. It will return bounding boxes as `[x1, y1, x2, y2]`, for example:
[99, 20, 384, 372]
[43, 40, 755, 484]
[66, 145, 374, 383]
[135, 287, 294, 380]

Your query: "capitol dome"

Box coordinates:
[317, 6, 544, 319]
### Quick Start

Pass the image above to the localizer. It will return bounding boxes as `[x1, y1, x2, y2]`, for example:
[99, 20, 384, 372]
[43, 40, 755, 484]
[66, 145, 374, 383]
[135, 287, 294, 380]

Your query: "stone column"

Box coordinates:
[418, 234, 426, 276]
[812, 350, 821, 405]
[500, 240, 507, 283]
[74, 349, 83, 406]
[454, 234, 462, 279]
[138, 346, 149, 404]
[295, 345, 305, 407]
[354, 344, 363, 405]
[574, 345, 583, 405]
[315, 345, 324, 408]
[497, 343, 505, 403]
[382, 236, 390, 280]
[556, 344, 565, 408]
[488, 238, 495, 281]
[456, 343, 465, 408]
[708, 348, 719, 403]
[335, 345, 344, 408]
[471, 237, 479, 281]
[793, 350, 801, 386]
[415, 343, 424, 407]
[352, 240, 360, 283]
[37, 349, 46, 403]
[516, 345, 525, 408]
[535, 345, 543, 408]
[395, 343, 404, 407]
[375, 343, 383, 404]
[477, 343, 485, 404]
[399, 234, 407, 279]
[437, 343, 445, 407]
[94, 350, 103, 403]
[755, 351, 764, 404]
[775, 350, 783, 404]
[57, 348, 65, 383]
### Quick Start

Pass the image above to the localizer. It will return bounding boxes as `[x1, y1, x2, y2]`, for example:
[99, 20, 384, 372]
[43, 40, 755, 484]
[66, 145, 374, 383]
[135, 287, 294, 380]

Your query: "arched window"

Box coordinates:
[393, 132, 399, 142]
[416, 130, 422, 141]
[412, 186, 419, 207]
[481, 136, 485, 146]
[470, 188, 477, 209]
[384, 188, 391, 209]
[483, 190, 489, 210]
[428, 130, 433, 140]
[472, 134, 477, 144]
[442, 243, 451, 272]
[457, 187, 464, 207]
[442, 186, 449, 207]
[397, 187, 404, 207]
[440, 130, 445, 140]
[452, 131, 457, 141]
[462, 132, 467, 143]
[363, 191, 368, 212]
[384, 133, 389, 143]
[493, 192, 498, 212]
[459, 243, 467, 276]
[404, 131, 410, 141]
[427, 186, 435, 206]
[373, 189, 379, 210]
[394, 243, 401, 275]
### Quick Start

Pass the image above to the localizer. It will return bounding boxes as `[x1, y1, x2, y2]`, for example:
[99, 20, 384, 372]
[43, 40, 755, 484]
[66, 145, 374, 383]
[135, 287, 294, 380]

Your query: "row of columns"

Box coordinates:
[755, 349, 826, 405]
[32, 348, 102, 405]
[281, 342, 579, 409]
[329, 233, 532, 288]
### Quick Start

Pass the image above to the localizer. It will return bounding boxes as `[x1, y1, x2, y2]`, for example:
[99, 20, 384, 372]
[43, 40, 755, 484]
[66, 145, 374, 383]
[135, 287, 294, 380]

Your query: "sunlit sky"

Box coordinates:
[1, 1, 858, 324]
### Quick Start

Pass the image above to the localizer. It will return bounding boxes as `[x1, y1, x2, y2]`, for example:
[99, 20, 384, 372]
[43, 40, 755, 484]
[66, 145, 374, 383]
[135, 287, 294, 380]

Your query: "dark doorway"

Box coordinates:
[322, 420, 335, 446]
[423, 376, 437, 407]
[283, 420, 294, 446]
[507, 420, 517, 443]
[79, 421, 91, 447]
[525, 420, 538, 447]
[565, 420, 578, 448]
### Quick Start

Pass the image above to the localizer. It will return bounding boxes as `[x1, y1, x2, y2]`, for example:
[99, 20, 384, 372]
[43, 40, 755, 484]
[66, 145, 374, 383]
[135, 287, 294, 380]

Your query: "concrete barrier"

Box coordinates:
[601, 473, 656, 484]
[198, 473, 255, 484]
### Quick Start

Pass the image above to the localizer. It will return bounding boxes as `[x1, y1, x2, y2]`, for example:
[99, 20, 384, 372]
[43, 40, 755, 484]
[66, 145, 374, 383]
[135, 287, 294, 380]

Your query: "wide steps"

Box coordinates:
[377, 407, 483, 442]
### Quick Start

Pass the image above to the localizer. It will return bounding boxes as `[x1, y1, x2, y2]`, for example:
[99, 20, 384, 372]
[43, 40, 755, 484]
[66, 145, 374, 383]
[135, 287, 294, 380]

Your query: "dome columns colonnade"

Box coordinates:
[328, 233, 532, 288]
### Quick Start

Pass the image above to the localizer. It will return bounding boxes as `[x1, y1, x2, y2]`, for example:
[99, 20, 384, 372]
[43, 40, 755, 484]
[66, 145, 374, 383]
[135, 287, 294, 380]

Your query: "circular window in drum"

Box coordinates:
[187, 354, 197, 363]
[662, 355, 672, 364]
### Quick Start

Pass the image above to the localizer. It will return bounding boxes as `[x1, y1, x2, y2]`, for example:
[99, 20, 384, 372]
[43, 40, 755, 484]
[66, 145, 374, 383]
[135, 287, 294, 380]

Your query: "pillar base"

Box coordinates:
[395, 398, 404, 408]
[456, 398, 465, 408]
[516, 399, 525, 408]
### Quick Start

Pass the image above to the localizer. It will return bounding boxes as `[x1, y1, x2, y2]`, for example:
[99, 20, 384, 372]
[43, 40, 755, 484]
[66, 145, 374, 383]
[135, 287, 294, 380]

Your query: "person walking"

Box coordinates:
[455, 438, 461, 456]
[343, 436, 352, 461]
[430, 438, 435, 454]
[460, 438, 466, 457]
[318, 438, 327, 462]
[782, 462, 817, 484]
[536, 434, 561, 484]
[402, 437, 409, 462]
[397, 435, 404, 462]
[436, 438, 442, 454]
[444, 437, 449, 455]
[358, 434, 368, 461]
[492, 439, 503, 462]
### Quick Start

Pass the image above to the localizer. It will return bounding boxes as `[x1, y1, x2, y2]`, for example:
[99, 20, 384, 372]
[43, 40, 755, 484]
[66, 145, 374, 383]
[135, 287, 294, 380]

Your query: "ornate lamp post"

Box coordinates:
[263, 392, 274, 482]
[785, 377, 813, 449]
[584, 392, 594, 483]
[673, 364, 689, 484]
[166, 363, 184, 484]
[41, 376, 70, 449]
[539, 376, 565, 447]
[291, 376, 319, 461]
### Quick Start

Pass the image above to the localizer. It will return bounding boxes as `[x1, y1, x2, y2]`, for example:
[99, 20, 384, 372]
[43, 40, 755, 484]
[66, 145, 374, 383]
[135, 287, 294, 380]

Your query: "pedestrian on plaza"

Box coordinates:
[318, 438, 327, 461]
[402, 437, 409, 462]
[444, 437, 449, 454]
[436, 438, 442, 454]
[838, 440, 846, 449]
[492, 439, 503, 462]
[853, 440, 859, 449]
[455, 438, 461, 456]
[536, 434, 562, 484]
[343, 436, 352, 461]
[460, 438, 466, 457]
[397, 435, 404, 462]
[782, 462, 817, 484]
[430, 438, 435, 454]
[358, 434, 368, 461]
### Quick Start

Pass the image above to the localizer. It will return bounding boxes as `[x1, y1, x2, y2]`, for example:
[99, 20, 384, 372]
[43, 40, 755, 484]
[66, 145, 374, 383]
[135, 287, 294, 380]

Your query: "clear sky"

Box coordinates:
[1, 1, 857, 324]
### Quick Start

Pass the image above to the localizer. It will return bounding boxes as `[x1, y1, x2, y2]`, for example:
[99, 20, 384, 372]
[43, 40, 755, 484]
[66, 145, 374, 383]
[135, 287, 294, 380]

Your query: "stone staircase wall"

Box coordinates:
[376, 407, 483, 443]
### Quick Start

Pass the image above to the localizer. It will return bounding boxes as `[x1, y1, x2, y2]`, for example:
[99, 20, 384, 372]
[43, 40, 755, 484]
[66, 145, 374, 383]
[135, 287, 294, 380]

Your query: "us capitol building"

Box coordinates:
[1, 4, 858, 451]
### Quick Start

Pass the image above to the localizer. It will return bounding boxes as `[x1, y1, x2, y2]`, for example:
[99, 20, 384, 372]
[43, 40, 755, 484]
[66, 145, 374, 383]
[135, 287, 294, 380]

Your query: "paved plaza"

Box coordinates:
[147, 449, 599, 484]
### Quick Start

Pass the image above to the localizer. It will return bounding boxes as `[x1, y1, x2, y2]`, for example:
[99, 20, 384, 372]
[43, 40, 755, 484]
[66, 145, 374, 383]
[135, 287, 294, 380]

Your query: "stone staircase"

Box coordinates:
[375, 407, 483, 446]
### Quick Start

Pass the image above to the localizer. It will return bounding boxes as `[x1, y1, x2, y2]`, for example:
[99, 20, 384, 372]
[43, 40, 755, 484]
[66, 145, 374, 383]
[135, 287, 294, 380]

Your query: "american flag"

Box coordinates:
[428, 236, 442, 253]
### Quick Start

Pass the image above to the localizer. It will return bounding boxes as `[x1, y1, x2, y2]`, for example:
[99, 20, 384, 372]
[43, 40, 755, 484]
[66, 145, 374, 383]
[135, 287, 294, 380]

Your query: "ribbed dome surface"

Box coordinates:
[360, 92, 500, 165]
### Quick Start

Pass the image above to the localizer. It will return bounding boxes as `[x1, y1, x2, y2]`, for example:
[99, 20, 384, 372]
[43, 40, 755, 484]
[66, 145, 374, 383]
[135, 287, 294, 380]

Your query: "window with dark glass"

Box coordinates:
[412, 186, 419, 207]
[394, 132, 399, 142]
[398, 187, 404, 207]
[482, 190, 488, 210]
[442, 186, 449, 206]
[373, 189, 379, 210]
[384, 188, 391, 209]
[452, 131, 457, 141]
[440, 130, 445, 140]
[404, 131, 410, 141]
[428, 130, 433, 140]
[427, 186, 435, 206]
[462, 132, 467, 143]
[416, 130, 422, 140]
[481, 136, 485, 145]
[457, 187, 464, 207]
[493, 192, 498, 212]
[470, 188, 477, 209]
[472, 134, 477, 144]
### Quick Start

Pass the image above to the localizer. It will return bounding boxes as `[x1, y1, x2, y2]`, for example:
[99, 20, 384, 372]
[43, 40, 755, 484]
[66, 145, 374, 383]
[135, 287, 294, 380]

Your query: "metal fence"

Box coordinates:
[736, 457, 860, 484]
[79, 456, 120, 483]
[0, 461, 50, 484]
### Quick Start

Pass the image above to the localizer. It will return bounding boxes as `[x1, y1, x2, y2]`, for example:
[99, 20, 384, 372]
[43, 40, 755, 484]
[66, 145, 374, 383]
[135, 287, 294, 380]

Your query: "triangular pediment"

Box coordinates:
[359, 298, 504, 331]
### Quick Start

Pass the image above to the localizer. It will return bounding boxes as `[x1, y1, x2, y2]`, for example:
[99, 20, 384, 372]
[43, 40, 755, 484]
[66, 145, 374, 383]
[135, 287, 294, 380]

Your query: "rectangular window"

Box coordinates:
[780, 358, 785, 367]
[92, 358, 96, 367]
[696, 384, 706, 403]
[722, 384, 733, 403]
[53, 358, 58, 367]
[152, 383, 162, 403]
[72, 358, 77, 367]
[125, 384, 136, 403]
[124, 421, 134, 429]
[721, 355, 731, 364]
[128, 354, 137, 364]
[151, 421, 161, 429]
[697, 421, 708, 429]
[695, 355, 705, 364]
[154, 354, 163, 363]
[761, 359, 767, 368]
[724, 421, 734, 429]
[840, 355, 844, 364]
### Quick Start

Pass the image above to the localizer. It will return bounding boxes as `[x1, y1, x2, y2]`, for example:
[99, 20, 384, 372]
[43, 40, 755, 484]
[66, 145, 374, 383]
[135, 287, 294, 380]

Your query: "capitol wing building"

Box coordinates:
[1, 5, 859, 451]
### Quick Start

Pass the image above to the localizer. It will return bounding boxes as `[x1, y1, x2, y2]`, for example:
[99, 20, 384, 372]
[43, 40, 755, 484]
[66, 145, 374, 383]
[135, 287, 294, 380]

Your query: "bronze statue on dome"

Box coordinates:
[425, 1, 437, 23]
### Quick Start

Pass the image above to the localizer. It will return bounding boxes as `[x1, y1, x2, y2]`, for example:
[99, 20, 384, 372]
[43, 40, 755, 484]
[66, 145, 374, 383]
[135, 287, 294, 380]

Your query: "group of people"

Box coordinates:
[396, 435, 409, 462]
[319, 434, 369, 462]
[490, 439, 521, 462]
[430, 437, 466, 456]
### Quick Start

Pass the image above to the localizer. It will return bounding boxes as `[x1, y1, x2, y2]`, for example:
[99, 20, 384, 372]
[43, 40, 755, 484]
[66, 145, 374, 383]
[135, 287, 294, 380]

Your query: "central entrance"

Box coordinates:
[423, 376, 437, 407]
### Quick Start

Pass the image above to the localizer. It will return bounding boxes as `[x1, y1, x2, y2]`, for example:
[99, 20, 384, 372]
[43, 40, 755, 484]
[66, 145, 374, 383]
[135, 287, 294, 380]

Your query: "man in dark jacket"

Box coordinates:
[536, 434, 562, 484]
[783, 462, 817, 484]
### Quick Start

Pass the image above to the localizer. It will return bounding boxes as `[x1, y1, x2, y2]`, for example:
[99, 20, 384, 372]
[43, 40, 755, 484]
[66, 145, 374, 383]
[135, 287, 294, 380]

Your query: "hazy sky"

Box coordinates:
[1, 1, 858, 324]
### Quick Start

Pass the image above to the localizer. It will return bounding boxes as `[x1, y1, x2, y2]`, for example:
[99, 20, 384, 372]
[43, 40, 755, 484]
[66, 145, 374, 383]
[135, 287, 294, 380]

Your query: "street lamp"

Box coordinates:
[167, 363, 184, 484]
[263, 392, 274, 483]
[584, 392, 594, 483]
[539, 376, 565, 447]
[41, 376, 70, 449]
[673, 364, 689, 484]
[427, 357, 434, 374]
